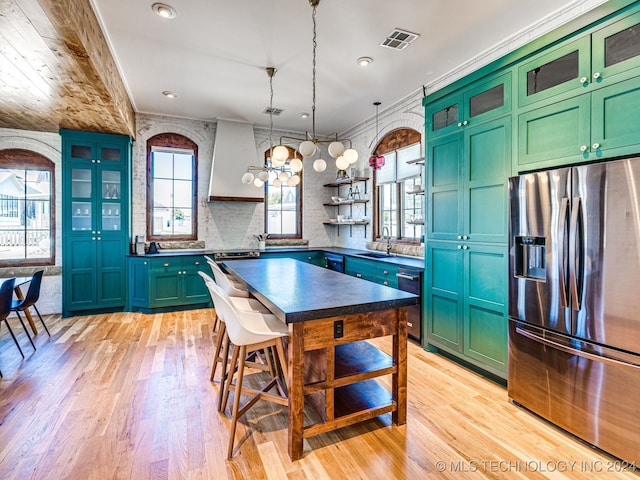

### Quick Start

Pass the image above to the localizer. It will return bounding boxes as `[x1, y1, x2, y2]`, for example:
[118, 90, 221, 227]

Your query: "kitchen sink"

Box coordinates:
[356, 252, 393, 258]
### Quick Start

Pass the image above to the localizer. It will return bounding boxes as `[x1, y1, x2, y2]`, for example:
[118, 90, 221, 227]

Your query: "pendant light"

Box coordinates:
[369, 101, 385, 170]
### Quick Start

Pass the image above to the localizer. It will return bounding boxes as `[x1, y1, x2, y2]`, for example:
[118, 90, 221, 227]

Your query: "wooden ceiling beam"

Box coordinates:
[0, 0, 135, 138]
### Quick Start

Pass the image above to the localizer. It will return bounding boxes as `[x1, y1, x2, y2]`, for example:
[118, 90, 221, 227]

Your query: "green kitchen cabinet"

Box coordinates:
[128, 255, 212, 312]
[517, 77, 640, 171]
[427, 115, 511, 244]
[61, 129, 131, 317]
[260, 250, 327, 267]
[425, 241, 508, 378]
[515, 8, 640, 170]
[344, 256, 377, 283]
[344, 256, 399, 288]
[426, 72, 512, 139]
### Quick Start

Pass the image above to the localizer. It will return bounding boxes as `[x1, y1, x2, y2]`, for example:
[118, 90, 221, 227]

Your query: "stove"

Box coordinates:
[213, 250, 260, 260]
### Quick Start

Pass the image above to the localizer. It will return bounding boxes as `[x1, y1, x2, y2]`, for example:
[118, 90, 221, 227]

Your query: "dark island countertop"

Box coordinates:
[222, 258, 419, 323]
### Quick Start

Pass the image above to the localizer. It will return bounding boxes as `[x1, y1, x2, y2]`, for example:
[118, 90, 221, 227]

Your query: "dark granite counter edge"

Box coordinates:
[126, 246, 425, 269]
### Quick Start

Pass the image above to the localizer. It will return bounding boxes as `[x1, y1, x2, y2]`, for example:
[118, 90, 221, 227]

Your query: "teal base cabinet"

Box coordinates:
[128, 256, 212, 313]
[260, 250, 327, 267]
[61, 129, 131, 317]
[424, 241, 508, 379]
[344, 257, 399, 288]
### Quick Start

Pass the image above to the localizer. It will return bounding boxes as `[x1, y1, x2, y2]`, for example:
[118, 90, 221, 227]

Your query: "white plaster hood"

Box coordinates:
[208, 119, 264, 202]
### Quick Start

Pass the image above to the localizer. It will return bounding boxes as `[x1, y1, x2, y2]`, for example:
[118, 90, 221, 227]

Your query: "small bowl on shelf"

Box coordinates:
[331, 196, 348, 203]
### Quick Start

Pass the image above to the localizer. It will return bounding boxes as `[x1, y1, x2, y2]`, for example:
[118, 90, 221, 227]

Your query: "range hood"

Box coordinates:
[208, 119, 264, 202]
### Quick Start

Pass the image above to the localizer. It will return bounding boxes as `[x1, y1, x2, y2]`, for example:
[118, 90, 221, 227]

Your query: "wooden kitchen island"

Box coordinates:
[222, 258, 419, 460]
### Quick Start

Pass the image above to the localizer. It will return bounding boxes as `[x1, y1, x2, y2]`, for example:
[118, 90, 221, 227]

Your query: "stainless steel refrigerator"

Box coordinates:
[508, 157, 640, 465]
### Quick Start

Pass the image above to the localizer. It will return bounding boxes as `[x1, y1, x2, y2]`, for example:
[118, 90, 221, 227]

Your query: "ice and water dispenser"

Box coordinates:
[514, 236, 546, 280]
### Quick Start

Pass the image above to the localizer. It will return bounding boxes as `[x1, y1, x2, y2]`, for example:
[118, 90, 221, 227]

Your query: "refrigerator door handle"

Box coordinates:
[569, 196, 582, 310]
[515, 326, 640, 370]
[558, 197, 569, 308]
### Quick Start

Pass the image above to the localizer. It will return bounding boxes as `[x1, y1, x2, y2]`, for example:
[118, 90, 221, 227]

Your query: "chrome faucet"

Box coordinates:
[382, 226, 391, 256]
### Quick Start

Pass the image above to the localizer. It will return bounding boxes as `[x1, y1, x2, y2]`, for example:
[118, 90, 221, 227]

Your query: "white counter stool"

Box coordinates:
[199, 271, 276, 412]
[205, 280, 288, 459]
[204, 255, 245, 291]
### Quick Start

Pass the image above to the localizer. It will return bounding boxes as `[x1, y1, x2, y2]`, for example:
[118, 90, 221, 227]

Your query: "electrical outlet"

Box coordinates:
[334, 319, 344, 339]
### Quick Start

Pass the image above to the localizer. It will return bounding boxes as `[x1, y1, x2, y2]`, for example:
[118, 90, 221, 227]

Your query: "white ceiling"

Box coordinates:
[90, 0, 603, 135]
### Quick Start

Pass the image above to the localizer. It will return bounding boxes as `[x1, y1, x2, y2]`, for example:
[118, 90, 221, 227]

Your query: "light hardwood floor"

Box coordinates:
[0, 310, 637, 479]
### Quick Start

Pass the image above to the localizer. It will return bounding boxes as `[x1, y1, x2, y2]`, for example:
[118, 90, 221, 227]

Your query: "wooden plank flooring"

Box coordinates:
[0, 310, 637, 479]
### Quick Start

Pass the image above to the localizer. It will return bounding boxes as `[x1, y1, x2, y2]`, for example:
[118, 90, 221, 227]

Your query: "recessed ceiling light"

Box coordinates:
[152, 3, 176, 19]
[162, 90, 177, 98]
[357, 57, 373, 67]
[299, 112, 310, 119]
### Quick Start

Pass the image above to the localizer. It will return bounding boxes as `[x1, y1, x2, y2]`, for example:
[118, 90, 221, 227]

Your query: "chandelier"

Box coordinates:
[272, 0, 358, 173]
[241, 67, 302, 188]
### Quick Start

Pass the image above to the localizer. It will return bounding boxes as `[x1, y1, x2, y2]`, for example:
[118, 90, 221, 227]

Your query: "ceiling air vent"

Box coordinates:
[380, 28, 420, 50]
[263, 107, 283, 116]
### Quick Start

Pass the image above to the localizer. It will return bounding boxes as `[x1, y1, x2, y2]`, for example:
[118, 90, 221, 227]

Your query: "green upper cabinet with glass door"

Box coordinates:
[426, 71, 512, 243]
[61, 129, 131, 317]
[517, 7, 640, 171]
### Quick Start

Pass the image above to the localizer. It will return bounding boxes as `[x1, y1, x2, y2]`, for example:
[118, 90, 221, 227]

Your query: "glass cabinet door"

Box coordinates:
[101, 170, 122, 232]
[518, 36, 591, 108]
[592, 10, 640, 85]
[71, 167, 92, 231]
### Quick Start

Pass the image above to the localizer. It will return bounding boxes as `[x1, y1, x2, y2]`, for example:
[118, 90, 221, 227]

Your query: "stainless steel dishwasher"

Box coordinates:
[396, 267, 422, 342]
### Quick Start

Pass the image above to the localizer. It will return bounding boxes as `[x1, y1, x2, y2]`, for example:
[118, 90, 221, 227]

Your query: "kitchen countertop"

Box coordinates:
[222, 258, 418, 323]
[127, 245, 425, 270]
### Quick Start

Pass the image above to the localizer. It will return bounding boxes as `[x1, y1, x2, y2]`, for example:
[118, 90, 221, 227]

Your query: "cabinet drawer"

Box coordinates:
[344, 257, 377, 282]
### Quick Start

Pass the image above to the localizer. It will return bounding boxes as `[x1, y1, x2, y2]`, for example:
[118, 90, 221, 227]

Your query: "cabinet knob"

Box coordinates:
[91, 159, 96, 164]
[457, 120, 469, 127]
[383, 270, 389, 275]
[96, 160, 101, 163]
[457, 245, 462, 249]
[97, 231, 101, 234]
[92, 231, 96, 235]
[97, 237, 101, 241]
[592, 143, 600, 150]
[462, 245, 469, 250]
[356, 273, 362, 278]
[144, 261, 148, 265]
[407, 322, 413, 327]
[580, 145, 588, 152]
[579, 76, 588, 84]
[593, 72, 601, 79]
[457, 235, 462, 240]
[308, 256, 312, 260]
[164, 262, 170, 267]
[92, 237, 96, 241]
[194, 261, 200, 265]
[462, 235, 468, 240]
[383, 281, 389, 285]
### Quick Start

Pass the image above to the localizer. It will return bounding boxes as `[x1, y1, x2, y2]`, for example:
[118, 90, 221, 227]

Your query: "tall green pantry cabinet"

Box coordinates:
[61, 130, 131, 317]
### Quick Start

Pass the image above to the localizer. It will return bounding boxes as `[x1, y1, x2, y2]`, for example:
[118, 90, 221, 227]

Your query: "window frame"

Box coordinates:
[263, 146, 303, 239]
[146, 133, 198, 241]
[0, 149, 55, 267]
[372, 128, 423, 245]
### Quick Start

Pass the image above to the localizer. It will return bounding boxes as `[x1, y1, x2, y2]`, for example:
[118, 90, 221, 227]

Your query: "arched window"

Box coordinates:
[263, 146, 302, 239]
[373, 128, 423, 244]
[0, 149, 55, 266]
[146, 133, 198, 241]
